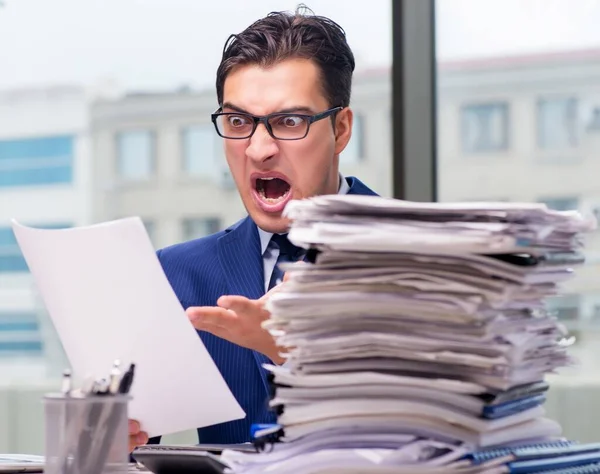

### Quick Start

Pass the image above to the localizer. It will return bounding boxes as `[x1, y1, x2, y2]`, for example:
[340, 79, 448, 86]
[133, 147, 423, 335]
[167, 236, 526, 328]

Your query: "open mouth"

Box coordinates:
[255, 177, 291, 204]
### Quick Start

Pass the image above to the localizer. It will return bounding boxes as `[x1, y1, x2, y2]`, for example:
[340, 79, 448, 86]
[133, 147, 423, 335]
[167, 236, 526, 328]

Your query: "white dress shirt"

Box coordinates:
[257, 174, 351, 292]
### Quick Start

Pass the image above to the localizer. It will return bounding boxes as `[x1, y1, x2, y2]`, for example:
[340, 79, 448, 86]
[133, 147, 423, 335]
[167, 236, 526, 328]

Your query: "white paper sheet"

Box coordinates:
[11, 217, 245, 437]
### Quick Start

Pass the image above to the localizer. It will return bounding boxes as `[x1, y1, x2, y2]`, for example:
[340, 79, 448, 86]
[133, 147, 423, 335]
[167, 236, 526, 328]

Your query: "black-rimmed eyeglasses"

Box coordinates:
[211, 106, 343, 140]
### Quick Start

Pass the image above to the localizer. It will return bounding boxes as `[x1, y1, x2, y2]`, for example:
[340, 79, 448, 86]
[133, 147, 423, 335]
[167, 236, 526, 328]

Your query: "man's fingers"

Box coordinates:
[128, 419, 140, 435]
[129, 438, 138, 454]
[192, 322, 233, 341]
[186, 306, 238, 330]
[137, 431, 149, 445]
[128, 430, 148, 453]
[217, 295, 256, 312]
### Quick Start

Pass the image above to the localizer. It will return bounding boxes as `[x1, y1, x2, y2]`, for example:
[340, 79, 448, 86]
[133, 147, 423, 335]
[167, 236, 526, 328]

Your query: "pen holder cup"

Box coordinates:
[44, 393, 131, 474]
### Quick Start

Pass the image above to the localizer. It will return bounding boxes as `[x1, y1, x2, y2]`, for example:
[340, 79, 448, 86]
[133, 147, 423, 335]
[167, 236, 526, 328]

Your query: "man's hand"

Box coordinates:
[186, 283, 286, 364]
[128, 419, 148, 453]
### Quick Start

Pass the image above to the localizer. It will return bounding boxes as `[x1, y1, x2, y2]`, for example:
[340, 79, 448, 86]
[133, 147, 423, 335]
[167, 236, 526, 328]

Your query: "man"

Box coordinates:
[128, 6, 377, 451]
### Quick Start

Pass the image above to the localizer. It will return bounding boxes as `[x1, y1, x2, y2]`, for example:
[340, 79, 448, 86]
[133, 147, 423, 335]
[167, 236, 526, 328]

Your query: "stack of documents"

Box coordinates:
[222, 196, 599, 474]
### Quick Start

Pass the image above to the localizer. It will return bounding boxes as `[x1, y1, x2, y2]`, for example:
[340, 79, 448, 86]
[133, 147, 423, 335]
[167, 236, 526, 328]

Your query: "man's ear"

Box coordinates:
[334, 107, 353, 155]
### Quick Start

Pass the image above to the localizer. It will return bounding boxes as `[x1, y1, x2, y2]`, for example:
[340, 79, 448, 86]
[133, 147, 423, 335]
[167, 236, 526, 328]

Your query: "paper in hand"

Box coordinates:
[11, 217, 245, 437]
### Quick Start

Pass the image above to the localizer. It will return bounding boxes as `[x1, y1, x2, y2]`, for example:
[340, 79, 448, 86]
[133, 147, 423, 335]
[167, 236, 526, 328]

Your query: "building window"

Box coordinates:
[547, 295, 580, 322]
[588, 107, 600, 132]
[117, 130, 154, 180]
[461, 103, 508, 153]
[0, 226, 28, 272]
[0, 135, 73, 188]
[539, 196, 579, 211]
[537, 97, 578, 150]
[0, 223, 71, 273]
[0, 312, 42, 356]
[341, 114, 365, 164]
[142, 220, 156, 244]
[182, 125, 222, 179]
[182, 218, 221, 241]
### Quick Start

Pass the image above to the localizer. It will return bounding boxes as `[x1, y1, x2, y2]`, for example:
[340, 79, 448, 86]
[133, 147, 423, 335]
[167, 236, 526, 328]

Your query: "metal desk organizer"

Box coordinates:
[44, 362, 135, 474]
[44, 392, 131, 474]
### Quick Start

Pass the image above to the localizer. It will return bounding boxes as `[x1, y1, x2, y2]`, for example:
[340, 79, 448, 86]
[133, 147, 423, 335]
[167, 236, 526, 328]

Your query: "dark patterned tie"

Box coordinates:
[268, 233, 304, 290]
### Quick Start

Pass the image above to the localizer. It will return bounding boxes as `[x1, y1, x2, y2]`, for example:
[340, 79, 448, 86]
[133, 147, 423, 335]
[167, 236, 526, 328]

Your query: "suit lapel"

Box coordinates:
[217, 216, 264, 300]
[346, 176, 379, 197]
[217, 216, 271, 394]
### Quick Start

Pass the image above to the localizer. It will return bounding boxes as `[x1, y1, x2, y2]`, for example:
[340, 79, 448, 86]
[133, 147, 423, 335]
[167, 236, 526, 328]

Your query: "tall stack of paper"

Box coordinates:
[222, 196, 598, 474]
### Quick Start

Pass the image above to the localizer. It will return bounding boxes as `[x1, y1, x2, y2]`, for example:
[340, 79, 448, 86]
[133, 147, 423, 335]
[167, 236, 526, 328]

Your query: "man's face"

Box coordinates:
[221, 58, 353, 234]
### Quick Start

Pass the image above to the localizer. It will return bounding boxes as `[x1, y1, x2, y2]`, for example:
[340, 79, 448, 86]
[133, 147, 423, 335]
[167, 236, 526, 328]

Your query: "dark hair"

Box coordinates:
[216, 5, 355, 108]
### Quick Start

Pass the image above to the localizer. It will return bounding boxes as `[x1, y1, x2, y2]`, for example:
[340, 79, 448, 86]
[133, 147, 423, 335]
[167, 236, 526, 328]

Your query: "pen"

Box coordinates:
[118, 363, 136, 394]
[61, 369, 72, 397]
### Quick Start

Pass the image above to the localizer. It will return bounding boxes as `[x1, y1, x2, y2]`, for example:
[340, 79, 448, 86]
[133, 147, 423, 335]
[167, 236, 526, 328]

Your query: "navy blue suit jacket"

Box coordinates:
[155, 176, 377, 444]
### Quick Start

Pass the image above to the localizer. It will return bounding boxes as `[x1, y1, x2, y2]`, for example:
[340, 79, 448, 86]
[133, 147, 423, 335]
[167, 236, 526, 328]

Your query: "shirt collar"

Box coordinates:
[258, 173, 350, 255]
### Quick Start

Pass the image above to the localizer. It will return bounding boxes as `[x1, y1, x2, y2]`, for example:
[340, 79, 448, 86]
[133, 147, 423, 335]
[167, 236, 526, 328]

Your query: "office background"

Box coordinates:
[1, 0, 600, 453]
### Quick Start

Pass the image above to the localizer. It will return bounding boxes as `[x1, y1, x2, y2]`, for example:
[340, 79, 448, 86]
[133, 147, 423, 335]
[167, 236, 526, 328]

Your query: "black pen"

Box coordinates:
[118, 363, 136, 394]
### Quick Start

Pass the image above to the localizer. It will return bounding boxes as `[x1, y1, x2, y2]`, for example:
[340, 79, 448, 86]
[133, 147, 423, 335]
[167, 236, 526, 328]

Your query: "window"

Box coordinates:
[182, 218, 221, 241]
[0, 135, 73, 187]
[182, 125, 222, 179]
[341, 114, 365, 164]
[117, 130, 154, 180]
[588, 108, 600, 131]
[537, 97, 579, 150]
[0, 312, 42, 356]
[547, 295, 581, 322]
[143, 220, 156, 244]
[0, 224, 71, 273]
[437, 0, 600, 443]
[0, 226, 28, 272]
[539, 197, 579, 212]
[461, 103, 508, 153]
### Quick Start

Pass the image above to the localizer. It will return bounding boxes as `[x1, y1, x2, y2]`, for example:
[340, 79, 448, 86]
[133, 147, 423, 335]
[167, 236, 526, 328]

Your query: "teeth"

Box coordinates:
[258, 187, 290, 204]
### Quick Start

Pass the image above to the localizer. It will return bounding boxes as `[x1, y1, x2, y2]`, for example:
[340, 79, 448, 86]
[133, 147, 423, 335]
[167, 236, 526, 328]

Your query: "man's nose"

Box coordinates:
[246, 123, 279, 163]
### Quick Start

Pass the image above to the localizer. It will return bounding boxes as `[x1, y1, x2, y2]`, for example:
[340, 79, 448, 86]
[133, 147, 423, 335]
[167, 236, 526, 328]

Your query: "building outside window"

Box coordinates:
[0, 312, 42, 356]
[461, 103, 509, 153]
[182, 218, 221, 241]
[341, 114, 365, 164]
[0, 223, 71, 273]
[539, 196, 579, 211]
[182, 125, 222, 180]
[142, 220, 156, 244]
[117, 130, 154, 180]
[0, 135, 73, 187]
[537, 97, 579, 150]
[0, 226, 28, 272]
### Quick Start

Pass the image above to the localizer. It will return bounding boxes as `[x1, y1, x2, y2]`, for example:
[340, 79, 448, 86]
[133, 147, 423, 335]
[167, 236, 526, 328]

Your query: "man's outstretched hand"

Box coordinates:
[187, 281, 287, 364]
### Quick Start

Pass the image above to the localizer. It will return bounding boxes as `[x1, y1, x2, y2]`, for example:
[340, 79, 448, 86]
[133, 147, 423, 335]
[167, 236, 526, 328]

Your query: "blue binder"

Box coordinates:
[464, 440, 574, 464]
[507, 451, 600, 473]
[533, 462, 600, 474]
[482, 394, 547, 419]
[465, 442, 600, 473]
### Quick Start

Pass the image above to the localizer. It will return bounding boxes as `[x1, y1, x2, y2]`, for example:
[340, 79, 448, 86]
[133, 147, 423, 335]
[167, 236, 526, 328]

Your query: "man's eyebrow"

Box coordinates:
[276, 106, 316, 115]
[221, 102, 316, 115]
[221, 102, 250, 114]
